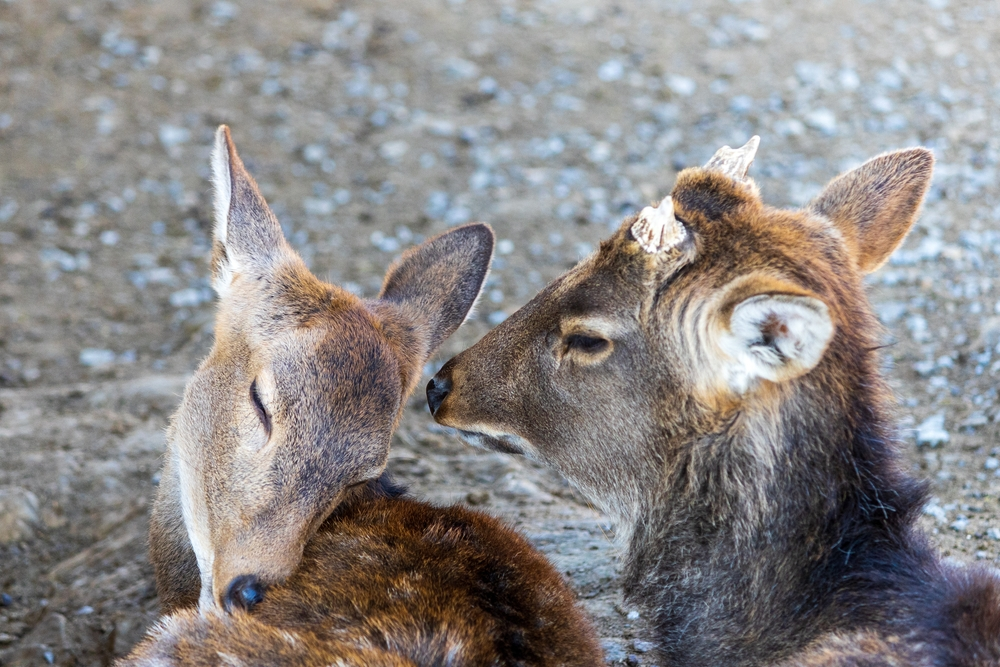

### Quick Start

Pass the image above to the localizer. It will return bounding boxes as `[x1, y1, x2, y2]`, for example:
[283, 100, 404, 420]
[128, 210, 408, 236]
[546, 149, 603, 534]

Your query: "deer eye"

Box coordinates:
[249, 379, 272, 436]
[564, 333, 610, 355]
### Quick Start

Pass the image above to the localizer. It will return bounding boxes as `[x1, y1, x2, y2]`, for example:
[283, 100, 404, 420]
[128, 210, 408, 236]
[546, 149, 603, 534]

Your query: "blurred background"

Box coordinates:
[1, 0, 999, 663]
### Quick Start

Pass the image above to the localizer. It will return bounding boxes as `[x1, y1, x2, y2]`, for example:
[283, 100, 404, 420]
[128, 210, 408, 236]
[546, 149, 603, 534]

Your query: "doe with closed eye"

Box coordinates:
[121, 126, 601, 666]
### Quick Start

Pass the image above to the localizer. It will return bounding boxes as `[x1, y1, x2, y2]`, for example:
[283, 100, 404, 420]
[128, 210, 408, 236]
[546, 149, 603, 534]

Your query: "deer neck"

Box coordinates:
[623, 357, 932, 664]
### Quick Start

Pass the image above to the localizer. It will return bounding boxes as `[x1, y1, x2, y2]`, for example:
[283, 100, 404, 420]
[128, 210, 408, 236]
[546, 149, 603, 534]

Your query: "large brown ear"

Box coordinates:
[378, 223, 494, 357]
[210, 125, 292, 294]
[808, 148, 934, 273]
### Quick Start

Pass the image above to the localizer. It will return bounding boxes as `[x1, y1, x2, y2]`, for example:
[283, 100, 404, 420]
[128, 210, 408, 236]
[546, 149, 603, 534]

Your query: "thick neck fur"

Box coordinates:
[624, 330, 935, 666]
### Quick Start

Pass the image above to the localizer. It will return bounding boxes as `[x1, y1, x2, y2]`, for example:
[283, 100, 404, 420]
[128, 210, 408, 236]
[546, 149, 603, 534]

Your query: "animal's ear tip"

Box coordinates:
[441, 223, 495, 257]
[883, 146, 935, 172]
[455, 222, 495, 242]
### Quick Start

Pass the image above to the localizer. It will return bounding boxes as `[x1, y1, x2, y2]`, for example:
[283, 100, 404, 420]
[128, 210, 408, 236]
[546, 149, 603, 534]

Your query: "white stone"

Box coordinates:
[0, 487, 40, 544]
[916, 413, 949, 446]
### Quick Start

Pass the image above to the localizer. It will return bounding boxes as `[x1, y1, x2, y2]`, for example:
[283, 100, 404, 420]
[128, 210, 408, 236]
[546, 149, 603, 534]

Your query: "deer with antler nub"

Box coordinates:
[429, 137, 1000, 666]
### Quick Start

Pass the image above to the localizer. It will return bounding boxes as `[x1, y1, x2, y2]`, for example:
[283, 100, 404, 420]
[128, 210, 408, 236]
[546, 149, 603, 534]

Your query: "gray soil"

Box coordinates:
[1, 0, 999, 664]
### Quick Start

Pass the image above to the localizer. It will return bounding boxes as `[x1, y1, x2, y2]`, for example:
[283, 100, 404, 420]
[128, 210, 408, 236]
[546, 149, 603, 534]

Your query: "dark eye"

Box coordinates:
[564, 334, 610, 355]
[249, 379, 272, 436]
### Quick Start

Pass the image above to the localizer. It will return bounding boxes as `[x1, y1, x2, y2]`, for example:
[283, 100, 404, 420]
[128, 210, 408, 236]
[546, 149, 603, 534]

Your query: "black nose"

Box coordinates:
[223, 574, 266, 612]
[426, 376, 451, 416]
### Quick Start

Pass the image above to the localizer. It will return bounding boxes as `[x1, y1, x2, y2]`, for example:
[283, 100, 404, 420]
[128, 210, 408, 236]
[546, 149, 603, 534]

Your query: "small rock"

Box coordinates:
[987, 527, 1000, 541]
[465, 491, 489, 506]
[916, 413, 949, 446]
[633, 640, 656, 653]
[597, 60, 625, 82]
[0, 487, 40, 544]
[804, 108, 837, 135]
[379, 140, 409, 161]
[984, 458, 999, 471]
[949, 516, 969, 532]
[1, 592, 12, 606]
[601, 639, 627, 662]
[502, 475, 554, 503]
[79, 348, 116, 368]
[158, 124, 190, 149]
[666, 74, 696, 97]
[923, 502, 947, 523]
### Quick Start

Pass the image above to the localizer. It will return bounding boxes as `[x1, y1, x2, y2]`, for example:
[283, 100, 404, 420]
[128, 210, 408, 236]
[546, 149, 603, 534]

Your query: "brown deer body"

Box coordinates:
[428, 138, 1000, 666]
[121, 127, 601, 666]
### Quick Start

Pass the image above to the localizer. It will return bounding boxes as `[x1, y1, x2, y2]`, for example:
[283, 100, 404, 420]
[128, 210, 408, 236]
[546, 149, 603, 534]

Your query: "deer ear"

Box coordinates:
[378, 223, 494, 359]
[718, 294, 834, 394]
[210, 125, 290, 294]
[809, 148, 933, 273]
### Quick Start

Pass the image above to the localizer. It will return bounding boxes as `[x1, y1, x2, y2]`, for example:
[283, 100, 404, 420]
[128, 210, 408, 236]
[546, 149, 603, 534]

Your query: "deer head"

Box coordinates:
[427, 137, 932, 539]
[151, 126, 493, 613]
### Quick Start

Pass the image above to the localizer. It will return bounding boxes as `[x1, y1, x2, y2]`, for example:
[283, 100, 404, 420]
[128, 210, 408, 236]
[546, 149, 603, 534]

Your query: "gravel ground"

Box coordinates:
[1, 0, 999, 664]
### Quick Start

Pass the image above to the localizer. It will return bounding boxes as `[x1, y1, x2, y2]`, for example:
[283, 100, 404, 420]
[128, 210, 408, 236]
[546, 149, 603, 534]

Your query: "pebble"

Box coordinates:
[169, 288, 212, 308]
[601, 639, 627, 662]
[916, 413, 949, 446]
[923, 501, 947, 523]
[632, 640, 656, 653]
[79, 348, 117, 367]
[1, 593, 12, 606]
[665, 75, 696, 97]
[0, 487, 40, 544]
[0, 199, 18, 223]
[803, 108, 837, 135]
[158, 124, 190, 149]
[597, 60, 625, 82]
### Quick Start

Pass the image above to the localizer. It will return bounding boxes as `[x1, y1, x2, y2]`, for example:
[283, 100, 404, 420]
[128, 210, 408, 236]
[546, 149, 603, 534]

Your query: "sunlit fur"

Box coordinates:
[128, 480, 602, 667]
[432, 145, 1000, 665]
[132, 127, 600, 666]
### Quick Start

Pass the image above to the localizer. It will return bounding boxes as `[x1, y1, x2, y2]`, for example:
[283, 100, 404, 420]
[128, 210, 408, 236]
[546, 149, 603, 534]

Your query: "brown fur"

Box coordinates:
[126, 481, 601, 666]
[430, 141, 1000, 665]
[130, 127, 600, 665]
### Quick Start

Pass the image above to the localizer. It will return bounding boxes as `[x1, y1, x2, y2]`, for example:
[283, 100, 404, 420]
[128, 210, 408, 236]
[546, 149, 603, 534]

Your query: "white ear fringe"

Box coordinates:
[632, 196, 687, 254]
[211, 127, 232, 246]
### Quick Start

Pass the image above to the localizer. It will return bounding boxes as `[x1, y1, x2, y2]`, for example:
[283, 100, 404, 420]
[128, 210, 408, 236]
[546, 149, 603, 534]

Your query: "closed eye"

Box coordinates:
[564, 334, 610, 355]
[250, 379, 272, 437]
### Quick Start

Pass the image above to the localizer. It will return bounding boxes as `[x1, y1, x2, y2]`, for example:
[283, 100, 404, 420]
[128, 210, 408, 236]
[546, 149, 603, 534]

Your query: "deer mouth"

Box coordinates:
[455, 429, 528, 455]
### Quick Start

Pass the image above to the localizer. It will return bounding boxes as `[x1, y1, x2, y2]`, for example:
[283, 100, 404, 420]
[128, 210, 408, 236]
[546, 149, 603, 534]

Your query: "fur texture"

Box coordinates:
[134, 126, 600, 665]
[431, 144, 1000, 665]
[128, 480, 601, 666]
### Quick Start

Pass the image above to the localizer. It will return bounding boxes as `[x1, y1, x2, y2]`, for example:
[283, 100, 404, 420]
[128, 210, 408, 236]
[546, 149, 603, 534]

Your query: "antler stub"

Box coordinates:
[632, 196, 686, 254]
[703, 135, 760, 182]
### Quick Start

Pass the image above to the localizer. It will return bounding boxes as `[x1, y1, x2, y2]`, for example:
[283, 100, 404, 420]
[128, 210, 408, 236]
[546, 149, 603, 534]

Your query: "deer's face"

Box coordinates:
[430, 139, 932, 529]
[173, 127, 493, 612]
[173, 272, 403, 612]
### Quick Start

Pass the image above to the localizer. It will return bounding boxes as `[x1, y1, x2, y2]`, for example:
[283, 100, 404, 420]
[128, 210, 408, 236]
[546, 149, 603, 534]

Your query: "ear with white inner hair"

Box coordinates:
[210, 125, 291, 294]
[718, 293, 834, 394]
[631, 196, 687, 254]
[704, 135, 760, 182]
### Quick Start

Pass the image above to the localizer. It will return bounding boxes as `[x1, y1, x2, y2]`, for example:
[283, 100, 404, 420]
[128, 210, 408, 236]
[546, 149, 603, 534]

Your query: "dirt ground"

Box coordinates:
[1, 0, 999, 664]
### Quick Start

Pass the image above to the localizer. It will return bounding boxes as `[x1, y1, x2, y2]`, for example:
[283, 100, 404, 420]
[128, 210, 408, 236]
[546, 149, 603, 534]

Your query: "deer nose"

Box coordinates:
[222, 574, 266, 613]
[426, 376, 451, 416]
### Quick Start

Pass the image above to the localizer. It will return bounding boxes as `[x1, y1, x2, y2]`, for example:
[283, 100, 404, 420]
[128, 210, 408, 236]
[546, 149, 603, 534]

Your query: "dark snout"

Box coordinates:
[222, 574, 267, 613]
[426, 371, 452, 417]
